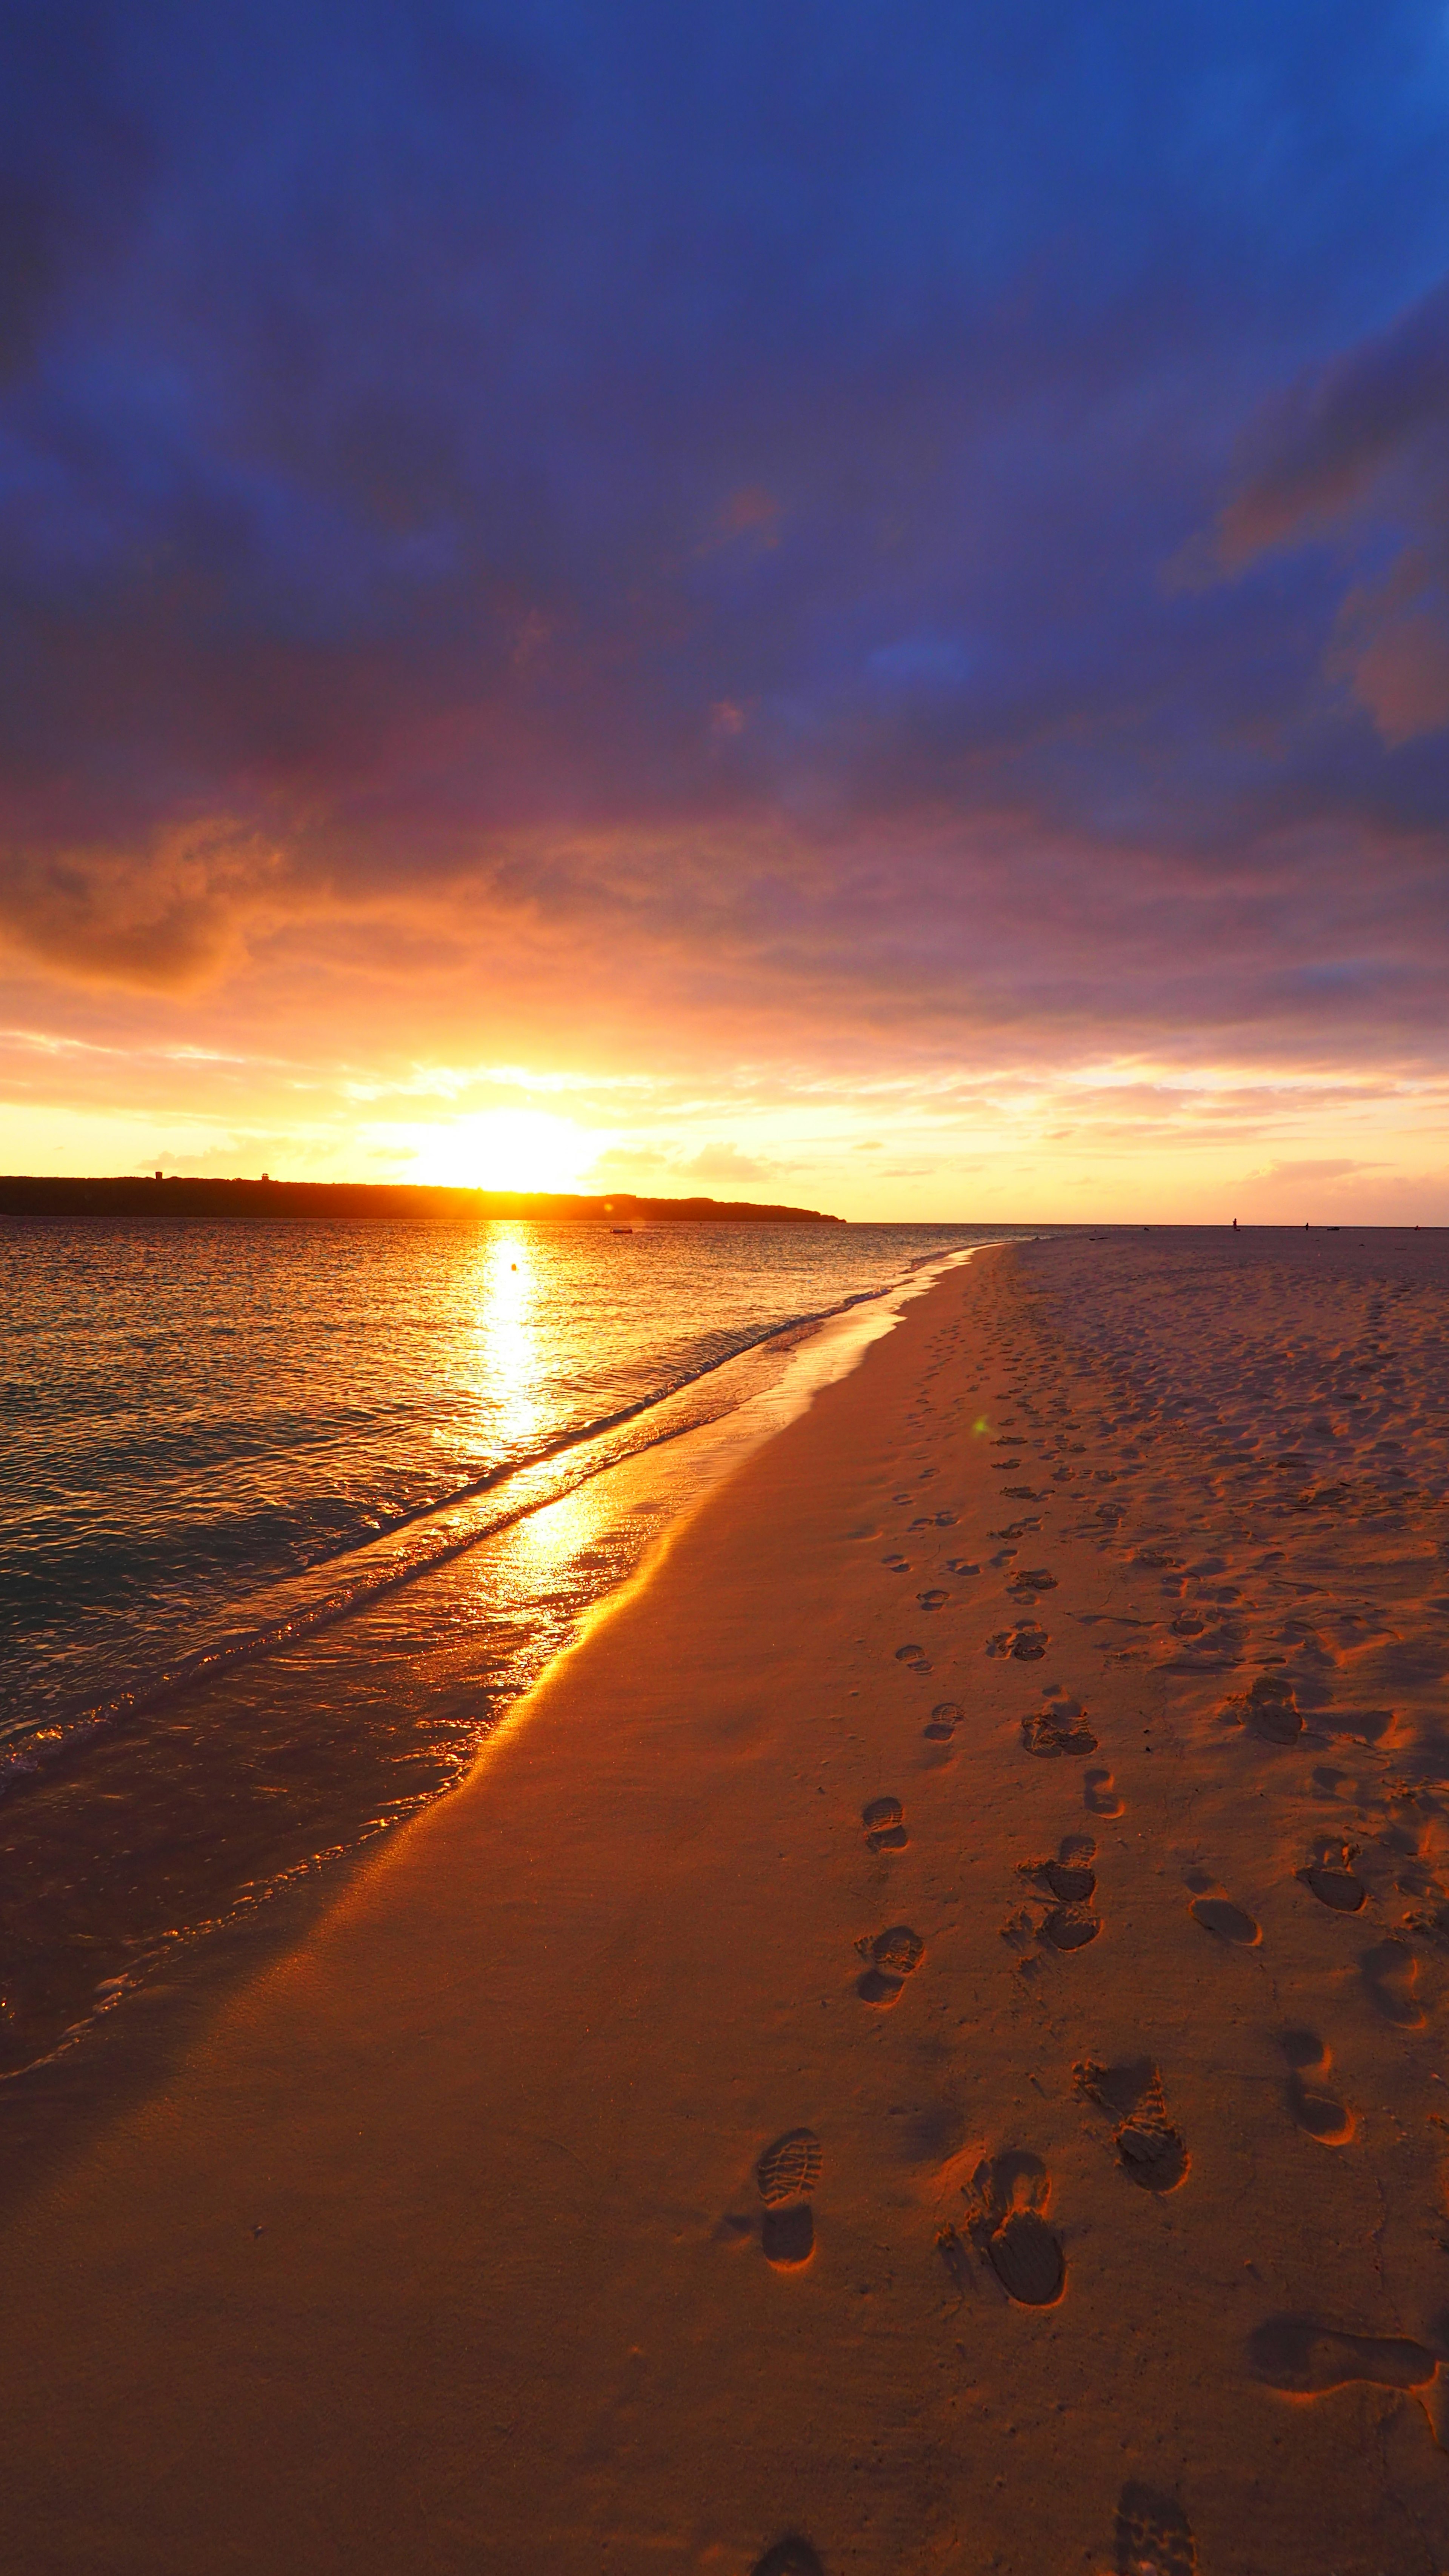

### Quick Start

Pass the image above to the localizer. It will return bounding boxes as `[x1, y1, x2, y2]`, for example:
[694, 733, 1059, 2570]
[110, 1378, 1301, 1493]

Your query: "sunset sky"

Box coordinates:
[3, 2, 1449, 1220]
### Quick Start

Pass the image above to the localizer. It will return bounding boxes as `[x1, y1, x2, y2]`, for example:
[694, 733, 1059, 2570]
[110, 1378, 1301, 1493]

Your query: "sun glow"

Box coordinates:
[409, 1109, 598, 1194]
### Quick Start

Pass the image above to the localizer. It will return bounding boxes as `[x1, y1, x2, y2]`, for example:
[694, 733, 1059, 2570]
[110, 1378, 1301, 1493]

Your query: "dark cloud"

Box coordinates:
[1, 0, 1447, 1052]
[1219, 274, 1449, 562]
[1218, 270, 1449, 747]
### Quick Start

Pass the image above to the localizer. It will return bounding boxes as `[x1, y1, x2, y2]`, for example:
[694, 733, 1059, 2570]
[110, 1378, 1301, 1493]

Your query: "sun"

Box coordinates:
[409, 1109, 598, 1195]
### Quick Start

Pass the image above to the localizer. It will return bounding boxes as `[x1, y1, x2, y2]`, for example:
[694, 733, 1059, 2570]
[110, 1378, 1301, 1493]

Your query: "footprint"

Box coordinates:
[1008, 1567, 1059, 1598]
[1298, 1847, 1367, 1913]
[1021, 1700, 1098, 1758]
[989, 1621, 1049, 1662]
[1076, 2058, 1189, 2192]
[944, 1558, 980, 1577]
[855, 1924, 925, 2004]
[1361, 1937, 1425, 2029]
[1247, 2315, 1444, 2439]
[1244, 1672, 1303, 1744]
[917, 1589, 949, 1610]
[751, 2543, 824, 2576]
[1084, 1766, 1124, 1817]
[756, 2130, 821, 2268]
[1020, 1839, 1101, 1951]
[1112, 2484, 1198, 2576]
[1281, 2030, 1355, 2144]
[965, 2152, 1066, 2305]
[863, 1796, 909, 1853]
[1185, 1872, 1261, 1946]
[924, 1699, 962, 1741]
[1024, 1839, 1098, 1904]
[895, 1642, 931, 1673]
[1190, 1895, 1261, 1944]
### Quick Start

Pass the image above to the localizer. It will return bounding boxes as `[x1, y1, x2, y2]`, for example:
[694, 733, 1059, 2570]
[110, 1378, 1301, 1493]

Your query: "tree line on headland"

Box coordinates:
[0, 1176, 844, 1225]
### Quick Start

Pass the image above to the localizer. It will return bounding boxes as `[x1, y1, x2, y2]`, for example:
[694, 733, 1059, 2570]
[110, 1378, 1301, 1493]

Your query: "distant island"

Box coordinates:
[0, 1175, 844, 1225]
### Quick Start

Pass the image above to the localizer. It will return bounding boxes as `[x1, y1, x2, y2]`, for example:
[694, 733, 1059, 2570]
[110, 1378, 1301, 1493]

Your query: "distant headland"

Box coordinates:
[0, 1175, 845, 1225]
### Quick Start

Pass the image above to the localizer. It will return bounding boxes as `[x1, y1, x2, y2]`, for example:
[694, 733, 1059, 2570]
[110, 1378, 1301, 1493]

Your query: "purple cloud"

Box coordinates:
[0, 0, 1446, 1132]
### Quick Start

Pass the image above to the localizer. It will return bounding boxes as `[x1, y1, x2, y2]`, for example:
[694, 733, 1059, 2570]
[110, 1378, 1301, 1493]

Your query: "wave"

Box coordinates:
[0, 1278, 894, 1788]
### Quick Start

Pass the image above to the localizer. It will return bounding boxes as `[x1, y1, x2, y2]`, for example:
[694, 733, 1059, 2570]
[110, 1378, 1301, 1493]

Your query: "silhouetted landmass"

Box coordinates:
[0, 1175, 844, 1226]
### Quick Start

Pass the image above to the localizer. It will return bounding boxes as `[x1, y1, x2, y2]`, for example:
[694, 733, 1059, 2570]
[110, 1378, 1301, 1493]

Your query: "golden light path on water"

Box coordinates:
[471, 1227, 546, 1459]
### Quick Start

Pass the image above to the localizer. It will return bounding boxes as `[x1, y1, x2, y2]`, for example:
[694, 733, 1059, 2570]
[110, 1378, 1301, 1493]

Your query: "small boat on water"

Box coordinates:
[612, 1225, 634, 1234]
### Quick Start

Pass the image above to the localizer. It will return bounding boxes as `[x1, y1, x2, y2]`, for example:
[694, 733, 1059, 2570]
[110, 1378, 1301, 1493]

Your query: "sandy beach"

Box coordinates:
[5, 1230, 1449, 2576]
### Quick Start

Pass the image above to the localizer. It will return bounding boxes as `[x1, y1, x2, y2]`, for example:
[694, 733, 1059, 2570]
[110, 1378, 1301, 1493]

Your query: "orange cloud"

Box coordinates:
[0, 821, 292, 992]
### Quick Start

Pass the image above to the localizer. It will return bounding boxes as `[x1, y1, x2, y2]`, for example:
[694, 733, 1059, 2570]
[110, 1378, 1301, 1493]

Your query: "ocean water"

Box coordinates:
[1, 1215, 1010, 2073]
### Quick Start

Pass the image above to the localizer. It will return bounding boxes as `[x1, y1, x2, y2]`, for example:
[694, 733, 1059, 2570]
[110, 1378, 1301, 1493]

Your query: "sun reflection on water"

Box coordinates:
[472, 1226, 545, 1453]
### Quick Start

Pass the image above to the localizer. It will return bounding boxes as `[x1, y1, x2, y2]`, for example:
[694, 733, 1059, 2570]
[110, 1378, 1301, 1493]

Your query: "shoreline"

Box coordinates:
[4, 1226, 992, 1782]
[0, 1247, 977, 2193]
[4, 1235, 1449, 2572]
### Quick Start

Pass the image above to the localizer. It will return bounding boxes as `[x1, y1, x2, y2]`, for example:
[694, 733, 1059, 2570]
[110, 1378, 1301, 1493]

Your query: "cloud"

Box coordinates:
[0, 821, 290, 989]
[1352, 613, 1449, 746]
[1217, 274, 1449, 565]
[703, 488, 781, 554]
[0, 0, 1447, 1154]
[1235, 1154, 1449, 1226]
[678, 1141, 786, 1185]
[1243, 1158, 1381, 1185]
[1217, 268, 1449, 745]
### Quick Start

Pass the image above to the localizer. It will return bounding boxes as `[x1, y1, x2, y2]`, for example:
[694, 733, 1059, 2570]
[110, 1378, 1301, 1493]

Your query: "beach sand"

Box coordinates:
[4, 1232, 1449, 2576]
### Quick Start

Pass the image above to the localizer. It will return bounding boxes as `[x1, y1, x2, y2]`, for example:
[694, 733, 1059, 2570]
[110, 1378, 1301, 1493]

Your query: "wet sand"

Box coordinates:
[3, 1231, 1449, 2576]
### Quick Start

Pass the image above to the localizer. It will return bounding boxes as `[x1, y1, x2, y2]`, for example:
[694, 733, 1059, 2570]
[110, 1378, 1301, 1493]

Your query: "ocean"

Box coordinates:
[1, 1215, 1012, 2074]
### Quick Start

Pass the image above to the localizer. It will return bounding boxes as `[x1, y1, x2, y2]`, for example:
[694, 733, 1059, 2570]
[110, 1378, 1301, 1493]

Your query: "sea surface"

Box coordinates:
[1, 1215, 1012, 2073]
